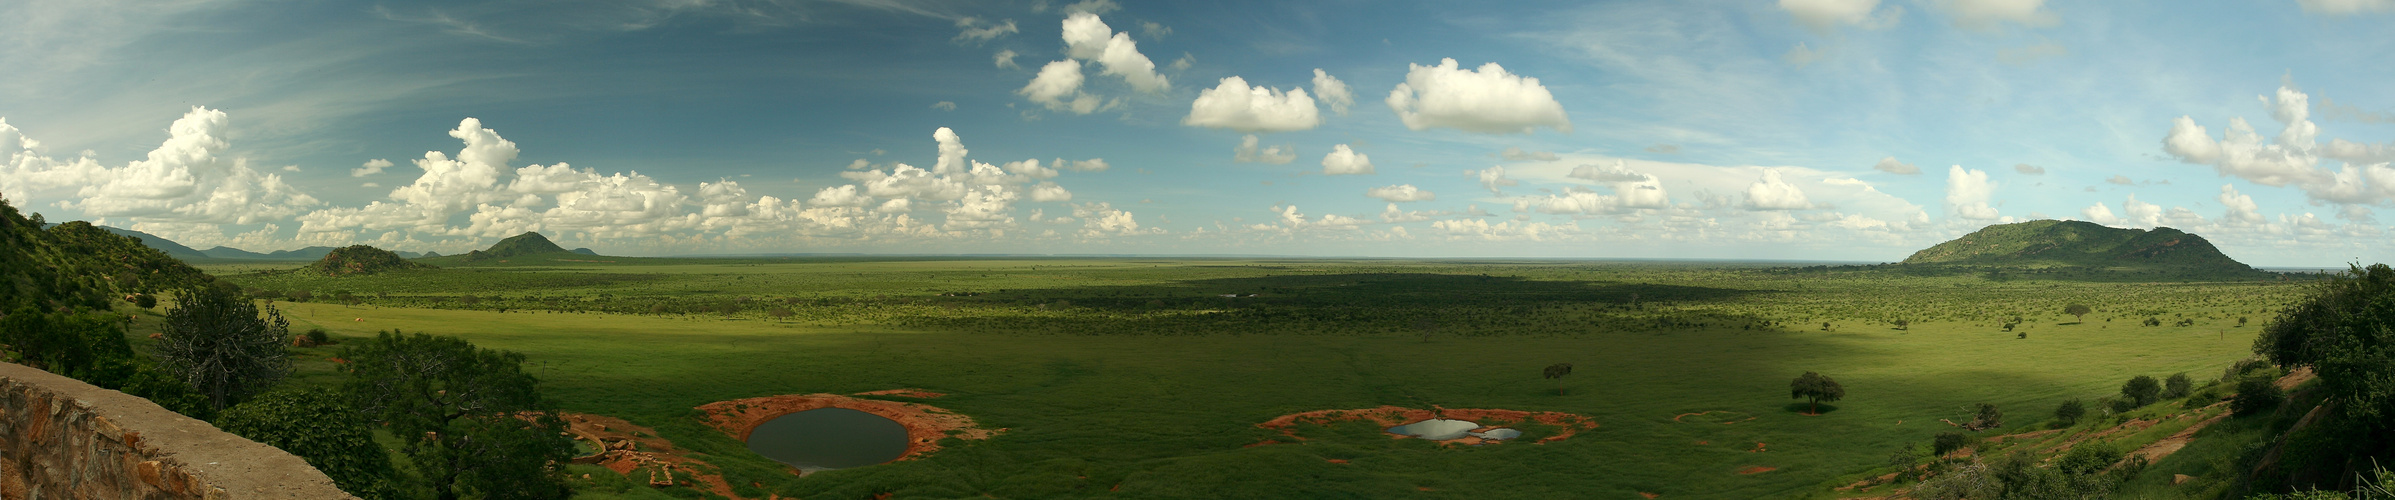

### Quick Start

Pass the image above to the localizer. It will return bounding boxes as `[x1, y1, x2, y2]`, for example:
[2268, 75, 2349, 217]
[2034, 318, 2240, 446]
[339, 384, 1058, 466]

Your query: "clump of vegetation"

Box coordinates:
[217, 388, 398, 497]
[2163, 372, 2193, 399]
[2121, 375, 2162, 408]
[305, 245, 433, 276]
[2232, 377, 2284, 417]
[1932, 431, 1973, 456]
[157, 283, 290, 412]
[2053, 399, 2086, 427]
[341, 330, 575, 499]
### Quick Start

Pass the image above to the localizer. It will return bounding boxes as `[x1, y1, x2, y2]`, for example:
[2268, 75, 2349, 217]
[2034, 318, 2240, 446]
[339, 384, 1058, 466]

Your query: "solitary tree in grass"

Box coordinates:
[2163, 373, 2193, 399]
[1544, 363, 1573, 395]
[157, 284, 290, 412]
[2064, 304, 2092, 322]
[1790, 371, 1845, 414]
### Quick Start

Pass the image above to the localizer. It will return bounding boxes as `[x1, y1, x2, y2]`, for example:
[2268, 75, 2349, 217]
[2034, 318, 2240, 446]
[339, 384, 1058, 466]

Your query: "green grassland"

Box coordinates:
[203, 258, 2310, 498]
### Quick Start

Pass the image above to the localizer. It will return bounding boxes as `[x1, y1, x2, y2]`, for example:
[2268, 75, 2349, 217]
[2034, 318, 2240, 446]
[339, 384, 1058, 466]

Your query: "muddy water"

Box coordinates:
[744, 408, 909, 470]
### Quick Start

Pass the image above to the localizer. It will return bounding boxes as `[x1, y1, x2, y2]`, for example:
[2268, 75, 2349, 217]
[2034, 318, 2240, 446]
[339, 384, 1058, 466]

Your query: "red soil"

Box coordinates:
[1639, 492, 1661, 499]
[1736, 466, 1777, 475]
[558, 412, 748, 499]
[1254, 405, 1599, 445]
[697, 393, 997, 462]
[1749, 442, 1768, 453]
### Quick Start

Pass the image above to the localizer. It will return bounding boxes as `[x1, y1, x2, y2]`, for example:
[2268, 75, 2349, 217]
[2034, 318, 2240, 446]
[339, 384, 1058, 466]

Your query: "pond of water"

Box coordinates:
[744, 408, 910, 470]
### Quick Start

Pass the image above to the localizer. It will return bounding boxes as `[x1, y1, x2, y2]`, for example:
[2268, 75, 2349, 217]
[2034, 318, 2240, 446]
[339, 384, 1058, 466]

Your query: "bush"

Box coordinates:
[1970, 403, 2003, 430]
[1933, 431, 1973, 456]
[2164, 372, 2192, 399]
[216, 388, 397, 497]
[2121, 375, 2161, 408]
[2233, 377, 2285, 416]
[157, 285, 291, 412]
[133, 293, 157, 309]
[2054, 399, 2086, 426]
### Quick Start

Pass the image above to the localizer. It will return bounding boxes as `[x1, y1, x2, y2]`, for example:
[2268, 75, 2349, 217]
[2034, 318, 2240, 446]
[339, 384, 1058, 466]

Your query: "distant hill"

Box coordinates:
[415, 232, 602, 266]
[303, 245, 434, 276]
[1900, 220, 2264, 277]
[60, 225, 210, 261]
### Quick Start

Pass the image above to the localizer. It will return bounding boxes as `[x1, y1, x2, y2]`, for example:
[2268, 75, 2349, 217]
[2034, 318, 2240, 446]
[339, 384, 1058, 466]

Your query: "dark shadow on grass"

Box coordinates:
[1783, 403, 1840, 415]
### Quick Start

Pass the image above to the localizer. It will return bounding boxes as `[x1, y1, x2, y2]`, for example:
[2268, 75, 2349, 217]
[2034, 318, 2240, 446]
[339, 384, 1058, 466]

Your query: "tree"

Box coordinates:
[340, 331, 572, 500]
[2054, 399, 2086, 427]
[2120, 375, 2161, 408]
[1894, 319, 1911, 330]
[1544, 362, 1573, 395]
[1932, 431, 1972, 456]
[217, 388, 397, 498]
[2231, 377, 2283, 417]
[2255, 264, 2395, 444]
[1790, 371, 1845, 414]
[2163, 373, 2192, 399]
[1969, 403, 2004, 430]
[157, 284, 290, 412]
[2064, 304, 2092, 322]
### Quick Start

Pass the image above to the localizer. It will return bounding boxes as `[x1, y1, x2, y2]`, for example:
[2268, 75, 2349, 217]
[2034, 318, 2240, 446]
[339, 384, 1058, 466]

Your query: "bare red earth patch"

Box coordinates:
[1736, 466, 1777, 475]
[1254, 405, 1599, 445]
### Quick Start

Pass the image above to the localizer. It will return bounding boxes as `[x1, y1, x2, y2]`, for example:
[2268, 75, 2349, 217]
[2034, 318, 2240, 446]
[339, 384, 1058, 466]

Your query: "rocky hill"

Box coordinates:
[1901, 220, 2264, 277]
[302, 245, 434, 276]
[0, 200, 213, 311]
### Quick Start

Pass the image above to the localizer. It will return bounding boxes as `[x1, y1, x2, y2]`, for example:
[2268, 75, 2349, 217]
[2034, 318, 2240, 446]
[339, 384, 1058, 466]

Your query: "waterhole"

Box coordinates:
[744, 408, 910, 470]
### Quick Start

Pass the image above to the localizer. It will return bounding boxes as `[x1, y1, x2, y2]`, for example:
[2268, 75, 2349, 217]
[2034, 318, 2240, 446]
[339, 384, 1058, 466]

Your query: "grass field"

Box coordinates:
[201, 258, 2309, 498]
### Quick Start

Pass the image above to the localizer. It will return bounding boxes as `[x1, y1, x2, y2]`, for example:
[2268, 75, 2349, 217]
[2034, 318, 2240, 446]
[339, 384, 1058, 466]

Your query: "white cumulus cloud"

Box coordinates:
[1780, 0, 1902, 33]
[1945, 165, 1999, 219]
[1385, 58, 1571, 134]
[1059, 13, 1169, 94]
[353, 158, 393, 177]
[1366, 184, 1435, 202]
[1233, 135, 1296, 164]
[1182, 76, 1321, 132]
[1873, 156, 1920, 175]
[1321, 144, 1374, 175]
[1743, 169, 1813, 210]
[1311, 69, 1354, 116]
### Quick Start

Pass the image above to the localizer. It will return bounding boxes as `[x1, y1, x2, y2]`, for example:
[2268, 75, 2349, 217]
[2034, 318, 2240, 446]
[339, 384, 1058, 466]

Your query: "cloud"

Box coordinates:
[1058, 0, 1120, 15]
[809, 185, 868, 207]
[2219, 184, 2266, 226]
[1645, 144, 1682, 154]
[1311, 69, 1354, 116]
[16, 107, 323, 226]
[1367, 184, 1436, 202]
[1182, 76, 1321, 132]
[1385, 58, 1571, 134]
[2296, 0, 2395, 14]
[353, 158, 393, 177]
[1742, 169, 1813, 210]
[2161, 80, 2395, 206]
[1873, 156, 1920, 175]
[1057, 158, 1109, 172]
[1060, 13, 1169, 93]
[1468, 166, 1519, 195]
[2106, 175, 2136, 185]
[2014, 163, 2045, 175]
[1029, 182, 1073, 202]
[2081, 201, 2119, 225]
[1019, 60, 1104, 114]
[2319, 96, 2395, 123]
[1569, 161, 1650, 182]
[1075, 202, 1157, 237]
[953, 17, 1018, 44]
[930, 101, 957, 111]
[1779, 0, 1902, 33]
[1784, 43, 1822, 68]
[1942, 0, 2058, 31]
[995, 49, 1020, 69]
[1321, 144, 1374, 175]
[1945, 165, 1998, 219]
[1140, 21, 1171, 40]
[1502, 147, 1559, 162]
[1233, 134, 1296, 164]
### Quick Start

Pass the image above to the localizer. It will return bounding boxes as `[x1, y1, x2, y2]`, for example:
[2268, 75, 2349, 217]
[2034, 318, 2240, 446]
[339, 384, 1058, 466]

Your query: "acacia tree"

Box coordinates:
[1543, 362, 1573, 395]
[157, 284, 290, 412]
[2064, 304, 2092, 322]
[2120, 375, 2161, 408]
[1790, 371, 1846, 414]
[341, 331, 572, 500]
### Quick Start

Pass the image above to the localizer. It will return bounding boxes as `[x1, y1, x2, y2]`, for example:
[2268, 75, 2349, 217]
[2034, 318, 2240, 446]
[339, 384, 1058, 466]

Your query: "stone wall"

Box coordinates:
[0, 362, 355, 499]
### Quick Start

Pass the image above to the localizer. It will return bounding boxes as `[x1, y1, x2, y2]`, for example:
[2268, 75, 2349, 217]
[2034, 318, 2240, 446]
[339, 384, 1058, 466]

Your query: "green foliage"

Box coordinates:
[339, 331, 572, 500]
[1790, 371, 1845, 413]
[1971, 403, 2004, 430]
[2255, 264, 2395, 445]
[306, 245, 433, 277]
[2053, 398, 2086, 426]
[158, 284, 290, 412]
[2064, 303, 2092, 321]
[2165, 372, 2194, 399]
[1933, 431, 1972, 456]
[2233, 376, 2285, 417]
[216, 388, 398, 498]
[2122, 375, 2162, 408]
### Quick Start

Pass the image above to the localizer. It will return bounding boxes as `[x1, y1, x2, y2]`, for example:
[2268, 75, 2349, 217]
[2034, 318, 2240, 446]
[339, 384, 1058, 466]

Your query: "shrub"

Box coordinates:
[2121, 375, 2161, 408]
[133, 293, 157, 309]
[2054, 399, 2087, 426]
[1933, 431, 1973, 456]
[2164, 372, 2193, 399]
[2233, 377, 2284, 416]
[157, 285, 291, 412]
[217, 388, 397, 497]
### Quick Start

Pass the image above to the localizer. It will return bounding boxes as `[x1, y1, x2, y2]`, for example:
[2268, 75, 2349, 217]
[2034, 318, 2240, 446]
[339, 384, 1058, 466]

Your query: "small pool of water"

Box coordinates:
[744, 408, 910, 470]
[1385, 419, 1482, 440]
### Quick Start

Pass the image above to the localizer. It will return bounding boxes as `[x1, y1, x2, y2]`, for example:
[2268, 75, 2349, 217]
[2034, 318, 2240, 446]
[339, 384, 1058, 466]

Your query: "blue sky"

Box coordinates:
[2, 0, 2392, 265]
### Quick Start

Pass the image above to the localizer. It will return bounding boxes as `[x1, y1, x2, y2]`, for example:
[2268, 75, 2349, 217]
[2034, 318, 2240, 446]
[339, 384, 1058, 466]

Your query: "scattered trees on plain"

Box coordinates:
[2064, 303, 2091, 322]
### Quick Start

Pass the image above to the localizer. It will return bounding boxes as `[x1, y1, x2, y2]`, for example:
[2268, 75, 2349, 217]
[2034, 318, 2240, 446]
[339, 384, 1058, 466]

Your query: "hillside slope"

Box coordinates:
[1902, 220, 2262, 277]
[303, 245, 434, 276]
[1, 200, 213, 311]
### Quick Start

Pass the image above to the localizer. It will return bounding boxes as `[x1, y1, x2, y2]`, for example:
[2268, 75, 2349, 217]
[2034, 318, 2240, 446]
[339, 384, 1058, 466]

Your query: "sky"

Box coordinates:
[2, 0, 2392, 266]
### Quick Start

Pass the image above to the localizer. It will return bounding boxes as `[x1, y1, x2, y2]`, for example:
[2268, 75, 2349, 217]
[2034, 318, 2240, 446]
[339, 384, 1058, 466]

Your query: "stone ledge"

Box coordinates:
[0, 362, 356, 499]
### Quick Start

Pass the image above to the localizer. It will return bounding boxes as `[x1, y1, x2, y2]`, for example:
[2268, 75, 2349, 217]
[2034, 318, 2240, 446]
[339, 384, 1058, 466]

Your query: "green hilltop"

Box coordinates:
[1900, 219, 2265, 277]
[303, 245, 433, 276]
[417, 231, 614, 266]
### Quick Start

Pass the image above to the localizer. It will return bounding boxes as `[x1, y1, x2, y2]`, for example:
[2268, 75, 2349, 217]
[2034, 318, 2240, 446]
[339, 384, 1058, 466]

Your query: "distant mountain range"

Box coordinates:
[58, 224, 433, 261]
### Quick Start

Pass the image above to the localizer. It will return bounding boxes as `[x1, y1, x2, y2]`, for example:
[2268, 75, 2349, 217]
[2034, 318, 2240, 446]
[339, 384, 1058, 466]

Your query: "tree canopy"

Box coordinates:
[1790, 371, 1845, 414]
[340, 330, 572, 500]
[157, 284, 290, 412]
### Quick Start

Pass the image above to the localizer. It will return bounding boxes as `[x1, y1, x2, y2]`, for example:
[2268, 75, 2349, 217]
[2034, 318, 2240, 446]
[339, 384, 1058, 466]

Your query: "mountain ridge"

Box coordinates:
[1900, 220, 2263, 277]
